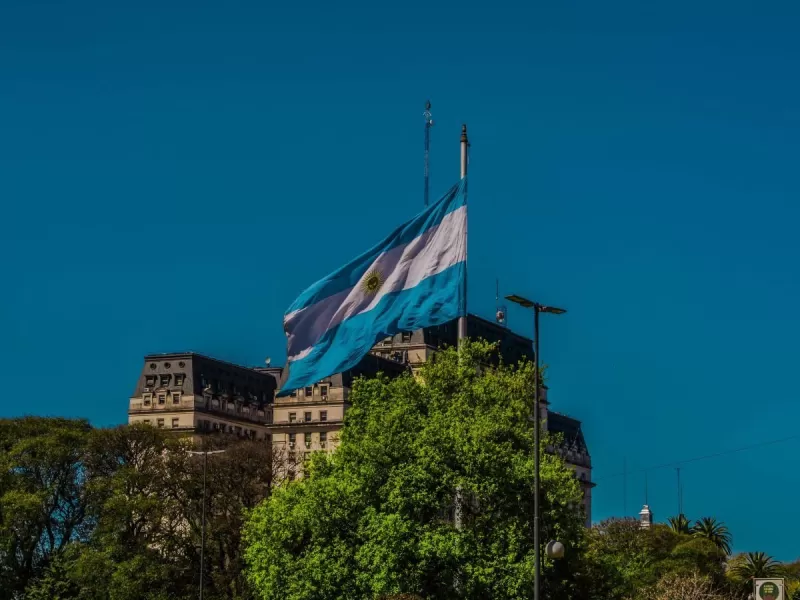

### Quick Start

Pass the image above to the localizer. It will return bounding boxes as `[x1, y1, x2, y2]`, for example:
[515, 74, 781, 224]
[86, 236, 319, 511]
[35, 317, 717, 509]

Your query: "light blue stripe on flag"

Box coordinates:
[280, 179, 467, 394]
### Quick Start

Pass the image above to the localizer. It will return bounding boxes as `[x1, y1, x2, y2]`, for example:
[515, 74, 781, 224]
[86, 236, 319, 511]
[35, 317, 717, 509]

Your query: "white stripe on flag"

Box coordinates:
[286, 205, 466, 361]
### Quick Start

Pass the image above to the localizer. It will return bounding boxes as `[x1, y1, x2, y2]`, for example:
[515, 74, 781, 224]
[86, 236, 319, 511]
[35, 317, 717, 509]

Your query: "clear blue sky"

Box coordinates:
[2, 0, 799, 559]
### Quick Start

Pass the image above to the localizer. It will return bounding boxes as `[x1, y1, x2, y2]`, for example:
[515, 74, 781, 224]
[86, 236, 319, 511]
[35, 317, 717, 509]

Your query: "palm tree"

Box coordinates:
[732, 552, 782, 579]
[668, 514, 691, 534]
[692, 517, 733, 555]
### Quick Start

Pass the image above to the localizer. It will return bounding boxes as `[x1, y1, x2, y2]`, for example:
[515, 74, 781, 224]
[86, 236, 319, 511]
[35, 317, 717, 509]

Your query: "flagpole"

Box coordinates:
[458, 124, 468, 343]
[453, 125, 469, 589]
[424, 100, 433, 207]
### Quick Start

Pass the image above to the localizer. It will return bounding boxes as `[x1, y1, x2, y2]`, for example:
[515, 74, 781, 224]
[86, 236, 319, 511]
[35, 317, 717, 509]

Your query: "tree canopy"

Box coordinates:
[1, 419, 279, 600]
[244, 341, 587, 600]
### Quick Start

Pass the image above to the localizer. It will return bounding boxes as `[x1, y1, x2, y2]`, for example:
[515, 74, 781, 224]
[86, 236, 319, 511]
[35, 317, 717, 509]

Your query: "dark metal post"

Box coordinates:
[200, 450, 207, 600]
[423, 100, 432, 207]
[533, 306, 541, 600]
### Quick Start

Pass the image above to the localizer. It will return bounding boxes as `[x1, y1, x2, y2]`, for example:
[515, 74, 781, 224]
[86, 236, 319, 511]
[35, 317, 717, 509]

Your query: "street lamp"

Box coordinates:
[187, 449, 226, 600]
[505, 294, 567, 600]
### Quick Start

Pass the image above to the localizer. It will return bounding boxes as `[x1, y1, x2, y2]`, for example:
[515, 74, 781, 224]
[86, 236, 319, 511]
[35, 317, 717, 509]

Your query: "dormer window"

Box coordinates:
[304, 386, 313, 397]
[160, 375, 170, 387]
[174, 374, 185, 386]
[145, 376, 156, 387]
[401, 331, 412, 342]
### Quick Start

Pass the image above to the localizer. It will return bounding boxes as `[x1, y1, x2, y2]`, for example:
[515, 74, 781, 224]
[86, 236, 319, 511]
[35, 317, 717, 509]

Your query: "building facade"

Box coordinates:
[127, 315, 594, 522]
[265, 353, 407, 468]
[128, 352, 278, 440]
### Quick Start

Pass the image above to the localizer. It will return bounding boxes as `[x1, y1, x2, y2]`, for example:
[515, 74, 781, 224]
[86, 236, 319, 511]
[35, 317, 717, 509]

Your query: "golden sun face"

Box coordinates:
[361, 269, 383, 295]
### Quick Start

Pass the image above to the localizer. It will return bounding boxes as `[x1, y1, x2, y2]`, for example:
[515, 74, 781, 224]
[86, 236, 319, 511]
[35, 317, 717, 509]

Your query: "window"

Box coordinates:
[211, 398, 220, 409]
[235, 426, 242, 436]
[175, 374, 185, 386]
[288, 433, 296, 449]
[158, 394, 166, 405]
[320, 385, 328, 398]
[304, 411, 312, 422]
[172, 418, 179, 428]
[157, 418, 164, 428]
[143, 394, 152, 406]
[160, 374, 170, 386]
[304, 386, 313, 397]
[401, 331, 412, 342]
[305, 432, 312, 449]
[227, 402, 235, 411]
[213, 422, 220, 431]
[290, 390, 297, 397]
[320, 431, 327, 448]
[320, 410, 327, 422]
[145, 376, 156, 387]
[144, 419, 151, 425]
[289, 412, 296, 423]
[172, 393, 181, 405]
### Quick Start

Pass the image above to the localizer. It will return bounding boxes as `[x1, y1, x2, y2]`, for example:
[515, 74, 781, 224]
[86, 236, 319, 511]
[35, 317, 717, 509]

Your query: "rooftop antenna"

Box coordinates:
[495, 279, 507, 326]
[423, 100, 433, 207]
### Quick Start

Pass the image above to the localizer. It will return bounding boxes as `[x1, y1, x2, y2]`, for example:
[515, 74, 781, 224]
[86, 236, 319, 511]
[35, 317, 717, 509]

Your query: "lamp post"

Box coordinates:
[505, 294, 566, 600]
[188, 449, 226, 600]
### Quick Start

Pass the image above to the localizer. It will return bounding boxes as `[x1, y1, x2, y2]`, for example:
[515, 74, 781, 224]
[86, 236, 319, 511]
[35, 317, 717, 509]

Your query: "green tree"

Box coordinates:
[17, 422, 280, 600]
[580, 518, 726, 600]
[0, 417, 92, 598]
[244, 341, 587, 600]
[693, 517, 732, 556]
[731, 552, 782, 579]
[668, 514, 691, 535]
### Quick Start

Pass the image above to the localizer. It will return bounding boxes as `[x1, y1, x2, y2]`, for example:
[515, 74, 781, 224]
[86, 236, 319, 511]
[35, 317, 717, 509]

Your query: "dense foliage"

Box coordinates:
[0, 418, 278, 600]
[1, 344, 798, 599]
[244, 341, 587, 600]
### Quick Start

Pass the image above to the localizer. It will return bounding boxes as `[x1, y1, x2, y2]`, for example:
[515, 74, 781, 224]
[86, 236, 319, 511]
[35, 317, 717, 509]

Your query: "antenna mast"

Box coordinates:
[423, 100, 433, 206]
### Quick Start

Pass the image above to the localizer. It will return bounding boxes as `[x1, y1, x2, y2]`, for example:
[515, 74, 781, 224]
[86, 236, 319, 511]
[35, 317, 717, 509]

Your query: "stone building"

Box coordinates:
[264, 353, 407, 463]
[127, 352, 277, 440]
[127, 314, 594, 522]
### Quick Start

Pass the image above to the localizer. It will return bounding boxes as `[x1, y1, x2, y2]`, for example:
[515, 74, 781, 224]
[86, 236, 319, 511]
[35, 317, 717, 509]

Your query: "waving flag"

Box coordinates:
[280, 179, 467, 394]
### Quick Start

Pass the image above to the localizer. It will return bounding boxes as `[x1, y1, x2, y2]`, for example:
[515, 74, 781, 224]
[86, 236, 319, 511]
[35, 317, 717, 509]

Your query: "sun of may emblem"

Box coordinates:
[361, 269, 384, 295]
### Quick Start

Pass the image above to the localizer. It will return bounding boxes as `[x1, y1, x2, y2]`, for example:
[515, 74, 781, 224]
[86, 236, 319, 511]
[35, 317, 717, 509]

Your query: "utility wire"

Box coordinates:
[595, 433, 800, 483]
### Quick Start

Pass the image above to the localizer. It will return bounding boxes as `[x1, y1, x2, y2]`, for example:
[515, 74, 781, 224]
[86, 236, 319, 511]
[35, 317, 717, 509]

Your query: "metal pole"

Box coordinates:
[533, 306, 541, 600]
[200, 450, 207, 600]
[424, 100, 432, 207]
[458, 124, 468, 342]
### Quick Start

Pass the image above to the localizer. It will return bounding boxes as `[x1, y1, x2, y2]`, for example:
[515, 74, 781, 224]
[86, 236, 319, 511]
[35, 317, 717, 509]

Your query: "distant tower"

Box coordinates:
[639, 505, 654, 529]
[640, 474, 653, 529]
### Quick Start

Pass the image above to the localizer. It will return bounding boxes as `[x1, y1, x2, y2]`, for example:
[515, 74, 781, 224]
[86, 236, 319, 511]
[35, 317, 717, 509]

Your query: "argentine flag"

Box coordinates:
[280, 179, 467, 394]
